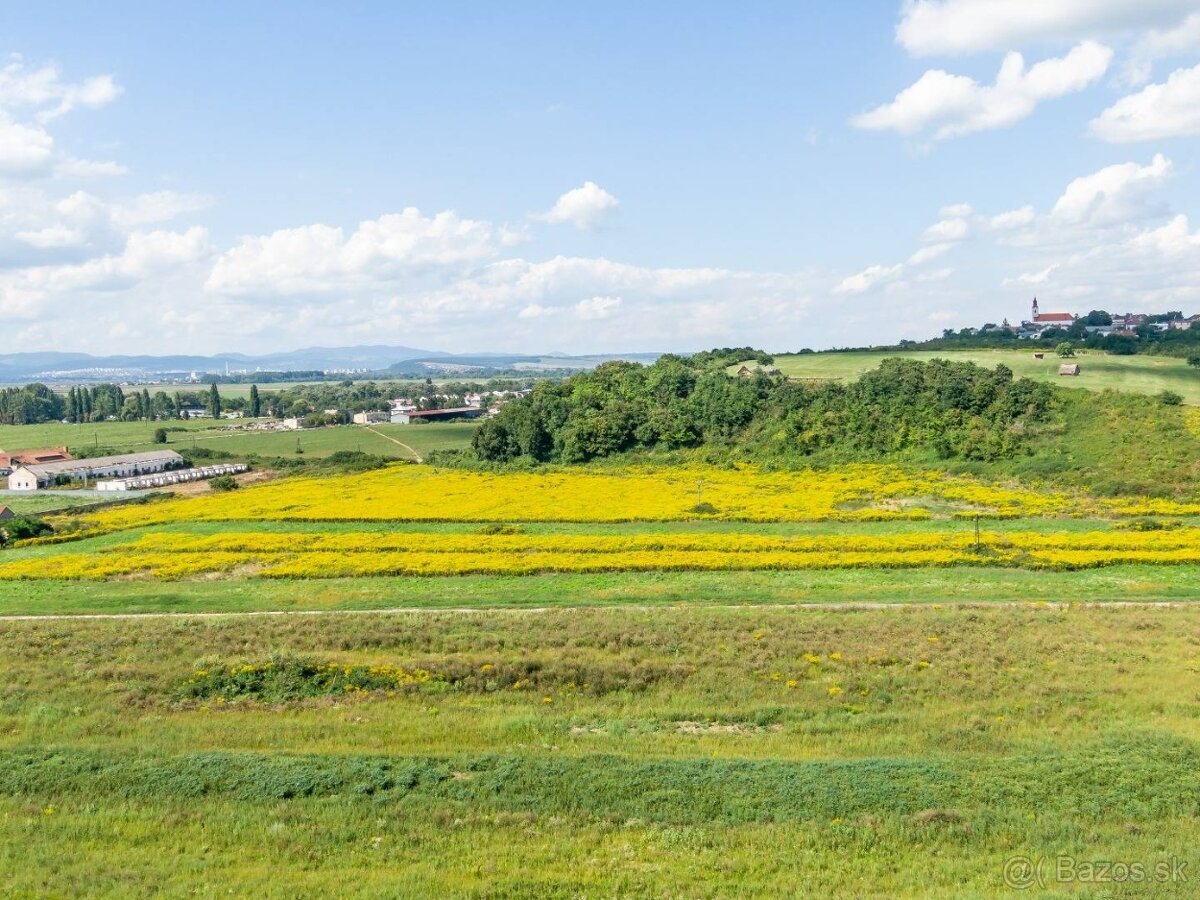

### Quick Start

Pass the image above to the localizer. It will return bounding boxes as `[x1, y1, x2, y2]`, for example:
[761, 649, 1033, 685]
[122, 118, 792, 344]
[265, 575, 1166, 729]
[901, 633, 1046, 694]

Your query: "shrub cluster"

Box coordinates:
[178, 654, 689, 703]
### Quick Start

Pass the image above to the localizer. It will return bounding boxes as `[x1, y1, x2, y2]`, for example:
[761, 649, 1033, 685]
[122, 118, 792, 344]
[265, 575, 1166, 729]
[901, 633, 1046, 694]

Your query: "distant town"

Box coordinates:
[883, 298, 1200, 358]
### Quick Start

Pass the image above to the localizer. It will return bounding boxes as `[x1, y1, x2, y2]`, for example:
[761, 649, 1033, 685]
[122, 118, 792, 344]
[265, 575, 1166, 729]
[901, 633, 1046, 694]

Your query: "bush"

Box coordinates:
[208, 475, 239, 492]
[0, 516, 52, 545]
[1118, 518, 1181, 532]
[181, 447, 236, 463]
[153, 428, 168, 444]
[314, 451, 391, 474]
[478, 524, 525, 535]
[1158, 390, 1183, 406]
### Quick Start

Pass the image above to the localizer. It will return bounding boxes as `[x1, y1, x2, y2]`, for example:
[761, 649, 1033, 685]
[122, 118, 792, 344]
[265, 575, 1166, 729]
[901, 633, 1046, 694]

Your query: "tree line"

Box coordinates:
[0, 375, 533, 426]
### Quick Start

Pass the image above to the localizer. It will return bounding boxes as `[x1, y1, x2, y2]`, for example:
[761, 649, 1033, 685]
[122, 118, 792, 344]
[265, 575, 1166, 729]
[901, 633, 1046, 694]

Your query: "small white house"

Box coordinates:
[7, 468, 41, 491]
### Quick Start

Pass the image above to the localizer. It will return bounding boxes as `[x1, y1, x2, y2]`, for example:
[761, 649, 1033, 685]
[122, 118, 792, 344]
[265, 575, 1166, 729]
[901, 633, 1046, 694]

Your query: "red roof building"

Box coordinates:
[0, 446, 71, 470]
[1030, 298, 1074, 326]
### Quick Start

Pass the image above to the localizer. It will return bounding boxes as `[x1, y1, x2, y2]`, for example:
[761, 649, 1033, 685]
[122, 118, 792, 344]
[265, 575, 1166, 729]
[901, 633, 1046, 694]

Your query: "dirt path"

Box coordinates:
[0, 600, 1189, 622]
[363, 426, 422, 462]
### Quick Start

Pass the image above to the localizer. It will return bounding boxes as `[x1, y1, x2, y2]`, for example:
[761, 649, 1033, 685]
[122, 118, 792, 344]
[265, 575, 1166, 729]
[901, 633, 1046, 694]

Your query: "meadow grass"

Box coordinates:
[770, 348, 1200, 403]
[1, 605, 1198, 897]
[0, 563, 1199, 615]
[0, 493, 111, 515]
[0, 419, 476, 460]
[0, 418, 217, 452]
[171, 421, 476, 460]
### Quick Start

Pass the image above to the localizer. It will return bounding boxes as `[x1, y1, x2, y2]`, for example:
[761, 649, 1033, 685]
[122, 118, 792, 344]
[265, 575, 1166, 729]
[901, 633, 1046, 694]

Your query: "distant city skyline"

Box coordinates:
[2, 1, 1200, 355]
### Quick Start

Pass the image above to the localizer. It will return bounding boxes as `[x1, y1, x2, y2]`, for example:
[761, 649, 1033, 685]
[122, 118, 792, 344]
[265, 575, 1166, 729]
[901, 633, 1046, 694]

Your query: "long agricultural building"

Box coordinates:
[7, 450, 185, 490]
[95, 463, 249, 492]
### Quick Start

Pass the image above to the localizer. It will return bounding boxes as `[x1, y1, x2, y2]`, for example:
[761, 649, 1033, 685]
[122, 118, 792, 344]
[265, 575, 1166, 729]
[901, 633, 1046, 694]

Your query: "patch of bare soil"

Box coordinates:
[161, 469, 279, 496]
[673, 720, 783, 735]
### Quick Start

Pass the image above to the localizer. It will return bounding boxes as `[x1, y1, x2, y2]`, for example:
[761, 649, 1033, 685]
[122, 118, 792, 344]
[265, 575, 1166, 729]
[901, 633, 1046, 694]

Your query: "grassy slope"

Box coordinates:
[770, 349, 1200, 403]
[1, 606, 1197, 897]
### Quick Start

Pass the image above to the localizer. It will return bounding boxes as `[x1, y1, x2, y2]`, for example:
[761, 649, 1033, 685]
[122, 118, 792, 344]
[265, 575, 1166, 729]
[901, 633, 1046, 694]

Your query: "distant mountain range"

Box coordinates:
[0, 346, 664, 382]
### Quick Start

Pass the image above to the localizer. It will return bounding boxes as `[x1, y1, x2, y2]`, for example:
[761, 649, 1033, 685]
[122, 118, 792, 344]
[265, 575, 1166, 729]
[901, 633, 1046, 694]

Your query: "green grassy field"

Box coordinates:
[171, 421, 477, 460]
[0, 493, 119, 516]
[770, 349, 1200, 403]
[0, 419, 477, 460]
[3, 457, 1199, 896]
[0, 418, 217, 452]
[1, 605, 1197, 896]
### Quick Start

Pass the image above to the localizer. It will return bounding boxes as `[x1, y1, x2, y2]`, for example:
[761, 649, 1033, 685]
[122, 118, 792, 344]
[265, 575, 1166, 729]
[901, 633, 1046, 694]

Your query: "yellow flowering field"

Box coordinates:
[119, 527, 1200, 556]
[6, 526, 1200, 580]
[68, 463, 1200, 534]
[8, 463, 1200, 582]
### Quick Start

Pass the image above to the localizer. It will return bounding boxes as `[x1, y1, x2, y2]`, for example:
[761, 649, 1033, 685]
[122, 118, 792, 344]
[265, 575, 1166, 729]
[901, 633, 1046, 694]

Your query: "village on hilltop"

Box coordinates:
[981, 298, 1200, 341]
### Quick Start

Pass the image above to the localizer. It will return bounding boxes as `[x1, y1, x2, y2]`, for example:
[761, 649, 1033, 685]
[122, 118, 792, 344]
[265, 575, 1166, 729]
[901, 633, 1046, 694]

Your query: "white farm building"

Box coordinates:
[7, 450, 185, 490]
[95, 463, 248, 491]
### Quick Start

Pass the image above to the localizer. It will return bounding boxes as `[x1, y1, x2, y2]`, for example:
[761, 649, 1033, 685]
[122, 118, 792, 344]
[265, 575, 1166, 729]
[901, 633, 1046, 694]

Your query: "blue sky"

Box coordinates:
[3, 1, 1200, 355]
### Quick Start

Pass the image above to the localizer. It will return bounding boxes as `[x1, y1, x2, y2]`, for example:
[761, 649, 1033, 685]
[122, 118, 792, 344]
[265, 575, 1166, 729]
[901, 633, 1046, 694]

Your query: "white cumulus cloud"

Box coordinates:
[853, 42, 1112, 140]
[835, 263, 904, 294]
[535, 181, 619, 230]
[909, 242, 956, 264]
[988, 206, 1036, 229]
[1091, 64, 1200, 141]
[112, 191, 212, 227]
[1051, 153, 1172, 224]
[0, 59, 121, 121]
[1125, 12, 1200, 84]
[575, 295, 622, 319]
[922, 216, 970, 242]
[0, 117, 55, 176]
[206, 208, 500, 295]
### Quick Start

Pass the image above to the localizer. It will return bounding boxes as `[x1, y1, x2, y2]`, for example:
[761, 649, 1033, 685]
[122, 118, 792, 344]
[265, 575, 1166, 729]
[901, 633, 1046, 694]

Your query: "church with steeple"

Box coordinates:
[1027, 297, 1074, 328]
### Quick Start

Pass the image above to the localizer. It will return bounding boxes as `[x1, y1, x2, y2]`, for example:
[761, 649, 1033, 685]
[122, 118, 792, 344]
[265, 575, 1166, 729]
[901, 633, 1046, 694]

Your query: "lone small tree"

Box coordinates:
[1055, 341, 1075, 358]
[248, 384, 261, 418]
[153, 427, 168, 444]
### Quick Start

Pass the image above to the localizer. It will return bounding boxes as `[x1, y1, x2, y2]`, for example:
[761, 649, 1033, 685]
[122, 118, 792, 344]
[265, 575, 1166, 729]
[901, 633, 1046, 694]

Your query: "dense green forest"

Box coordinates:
[470, 353, 1052, 465]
